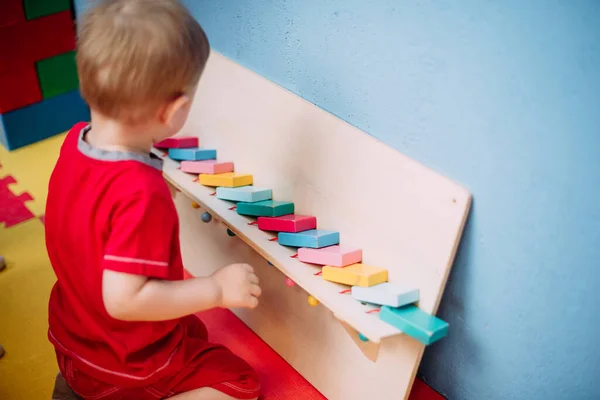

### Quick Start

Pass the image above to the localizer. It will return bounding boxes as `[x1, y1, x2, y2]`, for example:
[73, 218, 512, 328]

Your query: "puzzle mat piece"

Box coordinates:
[0, 219, 58, 399]
[0, 175, 35, 227]
[0, 131, 66, 216]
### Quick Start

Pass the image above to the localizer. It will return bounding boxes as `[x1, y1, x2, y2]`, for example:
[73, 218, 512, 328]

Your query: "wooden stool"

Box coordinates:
[51, 373, 82, 400]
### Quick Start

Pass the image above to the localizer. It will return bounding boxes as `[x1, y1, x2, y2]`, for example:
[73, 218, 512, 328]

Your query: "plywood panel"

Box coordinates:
[171, 51, 471, 400]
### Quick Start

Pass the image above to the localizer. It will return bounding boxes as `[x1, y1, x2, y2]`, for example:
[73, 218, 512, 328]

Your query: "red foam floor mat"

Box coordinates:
[187, 272, 444, 400]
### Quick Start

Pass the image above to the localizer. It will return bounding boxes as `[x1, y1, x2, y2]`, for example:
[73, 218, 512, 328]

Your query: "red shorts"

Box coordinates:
[56, 317, 261, 399]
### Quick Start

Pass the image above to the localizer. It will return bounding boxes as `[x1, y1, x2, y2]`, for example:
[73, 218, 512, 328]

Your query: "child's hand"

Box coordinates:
[212, 263, 261, 309]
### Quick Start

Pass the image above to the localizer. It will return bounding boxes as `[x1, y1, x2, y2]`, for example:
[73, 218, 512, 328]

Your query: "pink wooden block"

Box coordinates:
[257, 214, 317, 233]
[154, 136, 199, 149]
[298, 245, 362, 267]
[180, 160, 234, 174]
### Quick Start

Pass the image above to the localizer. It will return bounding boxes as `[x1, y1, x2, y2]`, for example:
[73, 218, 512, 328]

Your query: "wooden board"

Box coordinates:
[169, 51, 471, 400]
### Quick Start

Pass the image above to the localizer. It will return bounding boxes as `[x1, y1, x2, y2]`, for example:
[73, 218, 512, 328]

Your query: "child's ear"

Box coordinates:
[161, 95, 192, 129]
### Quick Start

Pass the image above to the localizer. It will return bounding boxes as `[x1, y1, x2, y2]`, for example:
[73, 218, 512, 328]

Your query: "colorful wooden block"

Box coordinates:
[24, 0, 70, 20]
[0, 89, 90, 150]
[278, 229, 339, 248]
[236, 200, 294, 217]
[199, 172, 253, 188]
[36, 51, 78, 99]
[0, 11, 75, 72]
[297, 245, 362, 267]
[257, 214, 317, 233]
[168, 147, 216, 161]
[0, 0, 25, 27]
[351, 282, 419, 307]
[154, 136, 198, 149]
[379, 305, 449, 345]
[216, 186, 272, 203]
[181, 160, 234, 174]
[0, 63, 42, 113]
[322, 264, 388, 287]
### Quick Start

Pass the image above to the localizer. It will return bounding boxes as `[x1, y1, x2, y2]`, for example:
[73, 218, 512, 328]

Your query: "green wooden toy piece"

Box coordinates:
[24, 0, 71, 20]
[380, 305, 449, 345]
[36, 51, 79, 99]
[236, 200, 294, 217]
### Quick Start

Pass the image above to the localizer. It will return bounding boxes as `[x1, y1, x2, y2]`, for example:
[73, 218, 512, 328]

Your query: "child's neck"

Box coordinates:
[86, 112, 158, 155]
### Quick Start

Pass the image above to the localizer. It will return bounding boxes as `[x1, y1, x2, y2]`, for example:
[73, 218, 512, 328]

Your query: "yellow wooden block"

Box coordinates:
[198, 172, 253, 187]
[322, 264, 388, 287]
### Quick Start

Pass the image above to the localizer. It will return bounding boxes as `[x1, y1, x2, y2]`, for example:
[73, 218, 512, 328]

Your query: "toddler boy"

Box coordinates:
[45, 1, 262, 399]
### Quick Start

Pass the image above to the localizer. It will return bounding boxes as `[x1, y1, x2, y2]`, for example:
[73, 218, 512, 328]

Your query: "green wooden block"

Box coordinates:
[36, 51, 79, 99]
[236, 200, 294, 217]
[24, 0, 71, 20]
[380, 305, 449, 345]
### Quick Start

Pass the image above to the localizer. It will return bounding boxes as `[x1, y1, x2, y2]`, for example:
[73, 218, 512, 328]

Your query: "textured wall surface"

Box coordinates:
[74, 1, 600, 399]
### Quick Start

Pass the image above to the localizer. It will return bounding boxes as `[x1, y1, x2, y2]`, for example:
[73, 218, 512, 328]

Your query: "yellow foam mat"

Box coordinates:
[0, 219, 58, 400]
[0, 133, 67, 216]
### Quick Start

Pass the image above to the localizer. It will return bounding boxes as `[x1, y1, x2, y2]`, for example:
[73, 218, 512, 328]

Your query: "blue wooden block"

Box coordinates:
[236, 200, 294, 217]
[216, 186, 273, 203]
[168, 147, 216, 161]
[379, 305, 449, 345]
[351, 282, 419, 307]
[0, 90, 90, 150]
[278, 229, 339, 248]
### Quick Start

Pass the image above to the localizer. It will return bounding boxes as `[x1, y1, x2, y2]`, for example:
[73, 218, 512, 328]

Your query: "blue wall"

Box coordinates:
[75, 1, 600, 398]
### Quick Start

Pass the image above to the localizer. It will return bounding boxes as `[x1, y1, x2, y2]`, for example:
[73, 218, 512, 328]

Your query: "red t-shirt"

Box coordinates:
[46, 123, 192, 386]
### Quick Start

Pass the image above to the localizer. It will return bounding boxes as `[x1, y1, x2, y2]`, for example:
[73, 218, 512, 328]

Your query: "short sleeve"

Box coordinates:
[102, 191, 176, 279]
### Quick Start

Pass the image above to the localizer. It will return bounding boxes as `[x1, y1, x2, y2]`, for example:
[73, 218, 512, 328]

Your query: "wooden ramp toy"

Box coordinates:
[298, 245, 362, 267]
[351, 282, 419, 307]
[278, 229, 339, 248]
[181, 160, 234, 174]
[199, 172, 253, 187]
[154, 52, 473, 400]
[379, 305, 448, 345]
[258, 214, 317, 233]
[237, 200, 294, 217]
[154, 136, 198, 149]
[168, 147, 216, 161]
[216, 186, 273, 203]
[322, 264, 388, 287]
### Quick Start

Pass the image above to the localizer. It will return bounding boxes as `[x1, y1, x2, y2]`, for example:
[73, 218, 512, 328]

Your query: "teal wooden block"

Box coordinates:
[168, 147, 216, 161]
[236, 200, 294, 217]
[278, 229, 339, 248]
[351, 282, 419, 307]
[380, 305, 449, 345]
[1, 90, 90, 151]
[216, 186, 273, 203]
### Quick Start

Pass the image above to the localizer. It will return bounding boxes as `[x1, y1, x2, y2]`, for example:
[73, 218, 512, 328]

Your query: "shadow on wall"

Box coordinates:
[420, 208, 478, 399]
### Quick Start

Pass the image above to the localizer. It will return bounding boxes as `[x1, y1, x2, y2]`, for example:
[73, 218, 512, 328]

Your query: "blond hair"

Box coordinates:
[77, 0, 209, 123]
